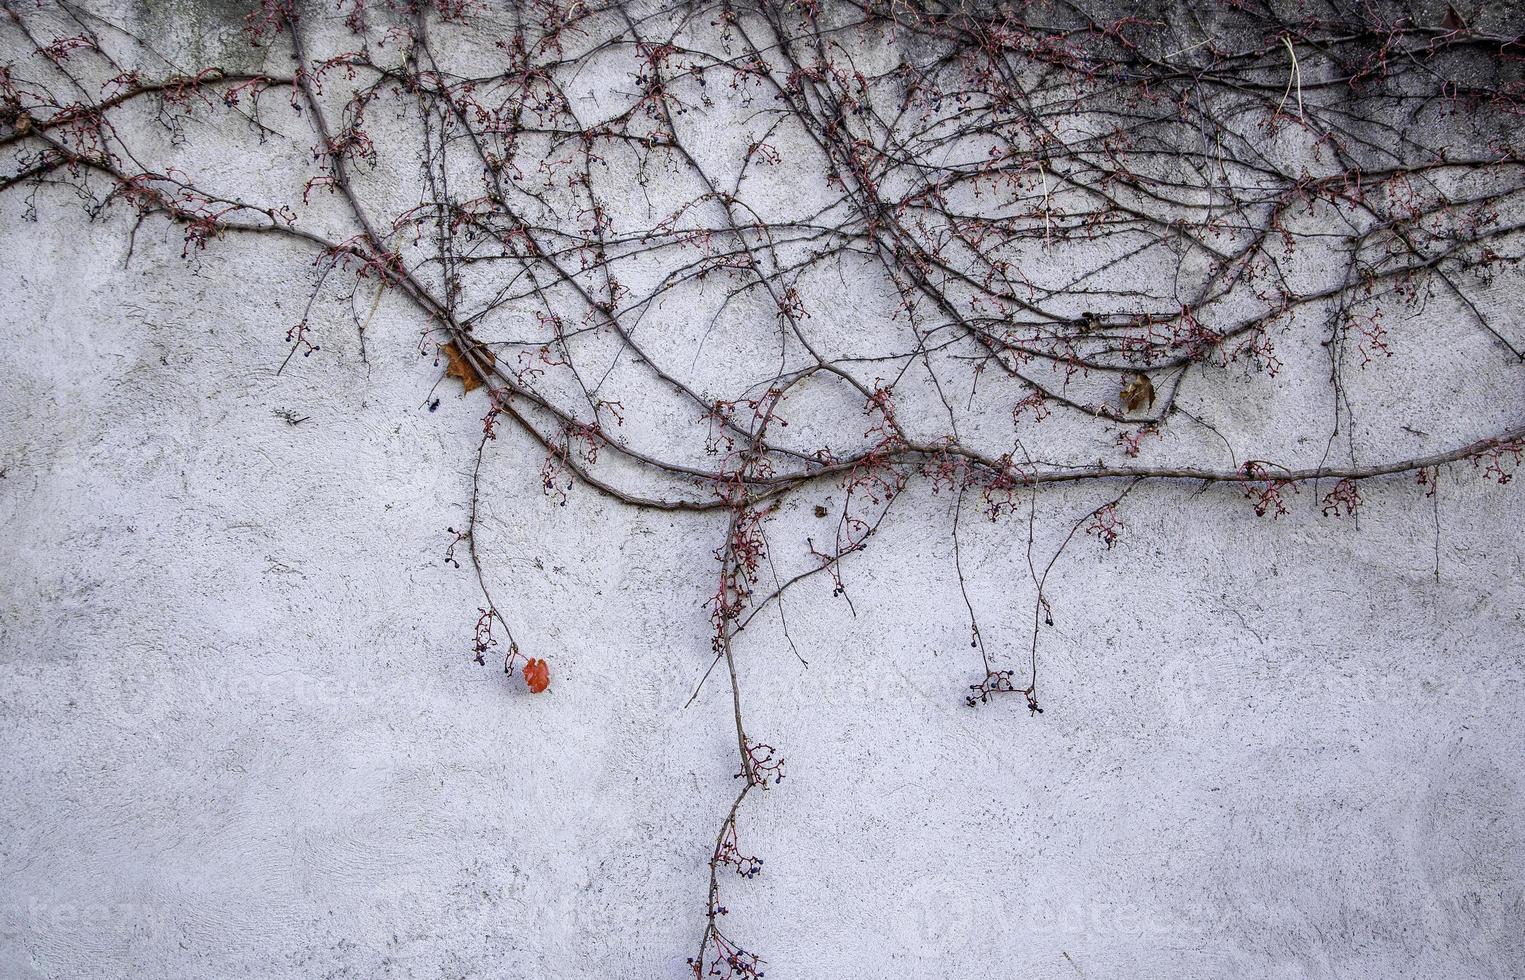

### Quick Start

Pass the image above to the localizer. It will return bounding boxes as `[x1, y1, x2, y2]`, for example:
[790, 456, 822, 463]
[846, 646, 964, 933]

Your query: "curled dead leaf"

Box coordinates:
[522, 657, 550, 694]
[1120, 373, 1155, 413]
[442, 339, 495, 394]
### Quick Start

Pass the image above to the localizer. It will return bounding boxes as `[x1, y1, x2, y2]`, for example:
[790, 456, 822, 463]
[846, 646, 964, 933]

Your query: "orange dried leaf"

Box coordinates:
[522, 657, 550, 694]
[442, 340, 494, 394]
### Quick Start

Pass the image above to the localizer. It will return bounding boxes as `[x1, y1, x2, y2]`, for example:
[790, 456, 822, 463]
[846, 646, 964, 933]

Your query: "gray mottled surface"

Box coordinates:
[2, 2, 1524, 978]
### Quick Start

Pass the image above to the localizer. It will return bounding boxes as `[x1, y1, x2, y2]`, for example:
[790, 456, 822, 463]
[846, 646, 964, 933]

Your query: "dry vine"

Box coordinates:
[3, 0, 1523, 973]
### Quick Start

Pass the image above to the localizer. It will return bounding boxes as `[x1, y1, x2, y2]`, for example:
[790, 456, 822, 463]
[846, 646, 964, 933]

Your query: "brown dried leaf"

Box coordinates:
[1120, 373, 1155, 413]
[442, 339, 494, 394]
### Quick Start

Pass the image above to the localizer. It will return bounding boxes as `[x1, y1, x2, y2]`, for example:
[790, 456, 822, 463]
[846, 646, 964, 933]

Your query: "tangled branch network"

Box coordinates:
[3, 0, 1523, 973]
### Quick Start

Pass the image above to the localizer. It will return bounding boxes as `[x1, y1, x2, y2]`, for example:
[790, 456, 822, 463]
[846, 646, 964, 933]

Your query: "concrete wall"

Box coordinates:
[2, 2, 1523, 978]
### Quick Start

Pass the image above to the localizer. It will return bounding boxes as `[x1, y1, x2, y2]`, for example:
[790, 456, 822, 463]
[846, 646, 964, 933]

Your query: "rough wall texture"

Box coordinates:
[1, 2, 1523, 978]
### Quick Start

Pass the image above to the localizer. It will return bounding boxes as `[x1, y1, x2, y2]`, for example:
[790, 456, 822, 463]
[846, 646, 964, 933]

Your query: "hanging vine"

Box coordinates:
[3, 0, 1523, 973]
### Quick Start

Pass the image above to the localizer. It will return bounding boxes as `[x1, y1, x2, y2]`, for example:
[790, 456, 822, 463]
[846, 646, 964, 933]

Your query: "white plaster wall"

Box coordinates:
[2, 3, 1524, 979]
